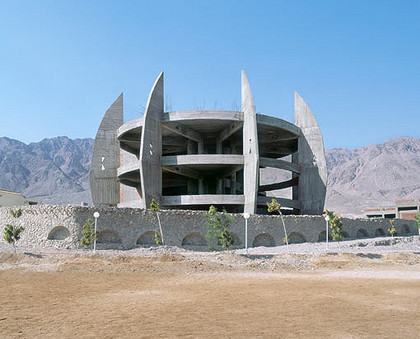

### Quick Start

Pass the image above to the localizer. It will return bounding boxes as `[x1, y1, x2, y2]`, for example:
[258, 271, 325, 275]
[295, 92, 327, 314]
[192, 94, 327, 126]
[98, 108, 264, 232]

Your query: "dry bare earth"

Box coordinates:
[1, 240, 420, 338]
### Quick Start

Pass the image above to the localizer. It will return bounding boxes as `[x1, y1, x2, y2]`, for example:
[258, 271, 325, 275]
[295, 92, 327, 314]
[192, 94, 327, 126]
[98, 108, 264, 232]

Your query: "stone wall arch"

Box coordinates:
[136, 231, 157, 246]
[356, 228, 368, 238]
[288, 232, 306, 244]
[402, 224, 410, 235]
[229, 232, 241, 246]
[375, 228, 385, 237]
[318, 231, 332, 242]
[47, 226, 70, 240]
[252, 233, 275, 247]
[340, 231, 350, 239]
[182, 233, 207, 247]
[97, 229, 122, 244]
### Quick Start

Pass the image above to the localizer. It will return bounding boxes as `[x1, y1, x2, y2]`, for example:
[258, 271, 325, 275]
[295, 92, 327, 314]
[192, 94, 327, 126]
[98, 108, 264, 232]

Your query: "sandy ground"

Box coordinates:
[1, 237, 420, 338]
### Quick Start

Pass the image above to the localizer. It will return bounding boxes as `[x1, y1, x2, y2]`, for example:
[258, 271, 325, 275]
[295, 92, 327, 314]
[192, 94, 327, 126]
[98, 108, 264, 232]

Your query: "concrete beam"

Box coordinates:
[259, 157, 300, 174]
[218, 121, 243, 142]
[242, 70, 259, 214]
[163, 110, 243, 122]
[258, 177, 299, 192]
[162, 166, 201, 180]
[161, 155, 244, 166]
[90, 93, 123, 207]
[162, 194, 245, 206]
[256, 114, 301, 136]
[139, 72, 164, 208]
[162, 122, 203, 143]
[294, 91, 328, 215]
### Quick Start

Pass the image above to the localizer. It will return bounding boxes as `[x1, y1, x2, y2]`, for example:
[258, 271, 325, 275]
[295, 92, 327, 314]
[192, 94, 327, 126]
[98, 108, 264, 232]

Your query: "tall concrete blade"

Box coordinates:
[294, 91, 327, 214]
[241, 71, 259, 214]
[139, 72, 164, 209]
[90, 93, 123, 207]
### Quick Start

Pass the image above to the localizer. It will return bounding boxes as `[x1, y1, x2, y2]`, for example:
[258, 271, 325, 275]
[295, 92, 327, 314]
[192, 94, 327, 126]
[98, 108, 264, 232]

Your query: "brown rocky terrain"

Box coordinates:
[1, 241, 419, 338]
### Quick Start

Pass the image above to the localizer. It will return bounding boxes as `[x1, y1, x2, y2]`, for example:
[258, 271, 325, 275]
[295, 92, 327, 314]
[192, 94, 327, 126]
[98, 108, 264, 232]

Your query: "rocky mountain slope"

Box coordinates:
[325, 136, 419, 216]
[0, 136, 418, 216]
[0, 137, 93, 205]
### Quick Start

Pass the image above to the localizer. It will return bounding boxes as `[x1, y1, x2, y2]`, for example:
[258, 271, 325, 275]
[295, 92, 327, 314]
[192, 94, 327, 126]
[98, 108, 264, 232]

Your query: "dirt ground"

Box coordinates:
[1, 250, 420, 338]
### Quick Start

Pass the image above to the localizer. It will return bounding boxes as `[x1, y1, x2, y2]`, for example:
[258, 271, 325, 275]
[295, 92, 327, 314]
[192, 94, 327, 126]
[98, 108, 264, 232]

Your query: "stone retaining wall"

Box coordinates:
[0, 205, 416, 250]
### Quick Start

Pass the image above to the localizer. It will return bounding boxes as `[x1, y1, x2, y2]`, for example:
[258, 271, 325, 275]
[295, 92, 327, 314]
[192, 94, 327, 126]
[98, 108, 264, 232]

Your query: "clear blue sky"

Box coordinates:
[0, 0, 418, 149]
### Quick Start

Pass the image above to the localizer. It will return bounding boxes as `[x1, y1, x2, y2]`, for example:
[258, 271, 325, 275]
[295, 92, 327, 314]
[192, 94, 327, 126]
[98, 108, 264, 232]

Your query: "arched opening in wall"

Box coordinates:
[229, 232, 241, 246]
[47, 226, 70, 240]
[375, 228, 385, 237]
[288, 232, 306, 244]
[356, 229, 368, 238]
[252, 233, 275, 247]
[340, 231, 350, 239]
[182, 233, 207, 247]
[402, 224, 410, 235]
[97, 230, 122, 244]
[318, 231, 332, 242]
[136, 231, 157, 246]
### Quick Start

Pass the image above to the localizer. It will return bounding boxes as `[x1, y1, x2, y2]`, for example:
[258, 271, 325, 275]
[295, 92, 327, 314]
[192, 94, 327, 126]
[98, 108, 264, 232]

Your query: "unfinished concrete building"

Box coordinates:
[90, 71, 327, 215]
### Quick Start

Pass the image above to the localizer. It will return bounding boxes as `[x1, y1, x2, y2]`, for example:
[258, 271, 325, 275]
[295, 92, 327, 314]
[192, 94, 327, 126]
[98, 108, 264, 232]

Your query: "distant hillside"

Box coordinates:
[0, 136, 93, 205]
[325, 136, 420, 216]
[0, 136, 418, 216]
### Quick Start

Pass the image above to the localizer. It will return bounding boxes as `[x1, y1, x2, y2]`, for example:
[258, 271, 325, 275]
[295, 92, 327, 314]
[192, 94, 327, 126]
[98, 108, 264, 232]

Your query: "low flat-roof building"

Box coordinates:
[0, 189, 39, 207]
[365, 199, 419, 220]
[90, 71, 327, 215]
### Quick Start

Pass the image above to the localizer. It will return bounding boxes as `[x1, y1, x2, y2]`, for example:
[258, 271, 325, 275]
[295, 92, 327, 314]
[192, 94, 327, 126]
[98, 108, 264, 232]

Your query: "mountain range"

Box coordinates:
[0, 136, 418, 217]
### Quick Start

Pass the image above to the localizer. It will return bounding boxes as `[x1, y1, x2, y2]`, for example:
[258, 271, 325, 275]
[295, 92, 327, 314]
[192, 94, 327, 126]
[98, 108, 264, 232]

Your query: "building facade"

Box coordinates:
[365, 199, 420, 220]
[90, 71, 327, 215]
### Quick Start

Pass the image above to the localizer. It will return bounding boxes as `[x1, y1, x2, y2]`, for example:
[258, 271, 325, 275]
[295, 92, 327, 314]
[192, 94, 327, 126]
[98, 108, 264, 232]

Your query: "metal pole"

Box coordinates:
[245, 218, 248, 255]
[279, 211, 290, 254]
[93, 216, 97, 253]
[325, 218, 329, 252]
[93, 212, 99, 253]
[243, 213, 250, 255]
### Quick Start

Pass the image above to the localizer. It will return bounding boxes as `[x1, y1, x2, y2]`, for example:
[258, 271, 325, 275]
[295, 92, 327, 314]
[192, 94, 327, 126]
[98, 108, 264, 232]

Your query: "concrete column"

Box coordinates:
[139, 72, 164, 208]
[294, 91, 327, 215]
[198, 179, 204, 194]
[90, 93, 123, 207]
[241, 71, 259, 214]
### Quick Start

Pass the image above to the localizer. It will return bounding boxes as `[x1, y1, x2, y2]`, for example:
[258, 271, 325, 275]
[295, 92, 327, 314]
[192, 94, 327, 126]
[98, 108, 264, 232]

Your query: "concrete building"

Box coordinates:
[0, 189, 39, 207]
[365, 199, 420, 220]
[90, 71, 327, 215]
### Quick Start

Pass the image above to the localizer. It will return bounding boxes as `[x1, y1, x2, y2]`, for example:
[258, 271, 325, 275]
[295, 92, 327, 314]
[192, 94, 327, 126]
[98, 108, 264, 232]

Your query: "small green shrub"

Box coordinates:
[150, 199, 160, 212]
[414, 213, 420, 234]
[204, 205, 234, 250]
[266, 198, 281, 214]
[3, 224, 24, 254]
[388, 219, 397, 237]
[9, 208, 22, 218]
[81, 218, 97, 246]
[325, 210, 344, 243]
[154, 232, 163, 246]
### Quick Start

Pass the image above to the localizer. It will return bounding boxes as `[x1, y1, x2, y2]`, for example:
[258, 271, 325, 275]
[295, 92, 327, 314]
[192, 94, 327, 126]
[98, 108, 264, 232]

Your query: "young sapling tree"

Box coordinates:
[266, 198, 290, 253]
[81, 218, 97, 247]
[150, 199, 164, 246]
[388, 219, 397, 238]
[3, 224, 24, 254]
[324, 210, 344, 250]
[4, 208, 24, 253]
[414, 213, 420, 236]
[204, 205, 234, 250]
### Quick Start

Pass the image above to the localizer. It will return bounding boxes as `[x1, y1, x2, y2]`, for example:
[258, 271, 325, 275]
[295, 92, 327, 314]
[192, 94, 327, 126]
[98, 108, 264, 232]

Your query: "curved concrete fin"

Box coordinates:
[139, 72, 164, 209]
[90, 93, 123, 207]
[241, 70, 259, 214]
[294, 91, 327, 214]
